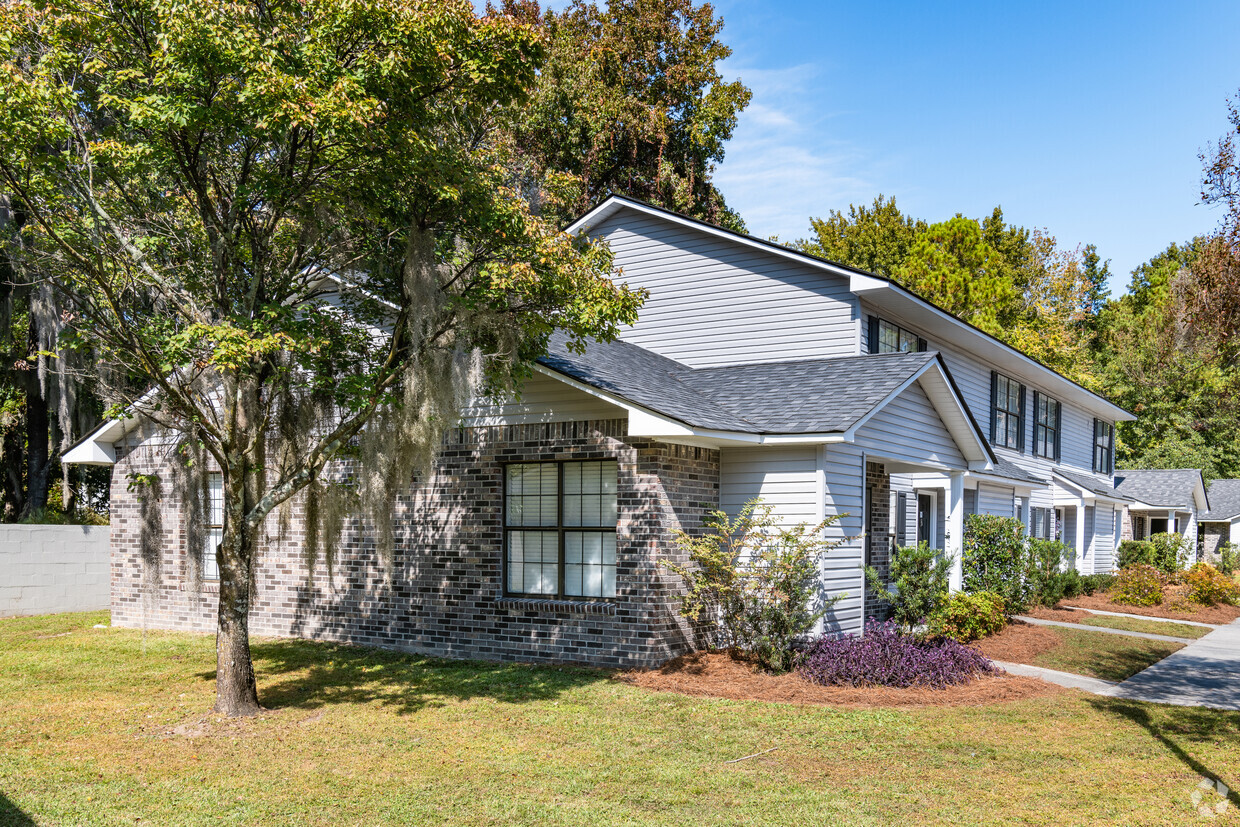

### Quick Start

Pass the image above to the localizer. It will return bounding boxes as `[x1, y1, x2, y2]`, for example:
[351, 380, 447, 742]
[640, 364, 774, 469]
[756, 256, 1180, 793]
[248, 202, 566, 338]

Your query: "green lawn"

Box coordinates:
[1030, 627, 1186, 683]
[1078, 614, 1213, 640]
[2, 613, 1239, 826]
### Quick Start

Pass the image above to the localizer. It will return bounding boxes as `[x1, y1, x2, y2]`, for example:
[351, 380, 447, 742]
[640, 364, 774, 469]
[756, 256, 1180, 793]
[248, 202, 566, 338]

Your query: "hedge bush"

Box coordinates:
[863, 542, 951, 632]
[1183, 563, 1240, 606]
[1147, 533, 1189, 575]
[1117, 540, 1153, 570]
[1219, 543, 1236, 576]
[1080, 573, 1115, 596]
[1111, 564, 1164, 607]
[796, 621, 999, 689]
[926, 591, 1006, 643]
[962, 514, 1034, 612]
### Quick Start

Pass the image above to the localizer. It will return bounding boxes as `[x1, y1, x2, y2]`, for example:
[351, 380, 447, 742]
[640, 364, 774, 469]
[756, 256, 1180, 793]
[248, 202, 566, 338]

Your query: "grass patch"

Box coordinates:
[1078, 615, 1212, 639]
[2, 612, 1239, 826]
[1031, 627, 1184, 683]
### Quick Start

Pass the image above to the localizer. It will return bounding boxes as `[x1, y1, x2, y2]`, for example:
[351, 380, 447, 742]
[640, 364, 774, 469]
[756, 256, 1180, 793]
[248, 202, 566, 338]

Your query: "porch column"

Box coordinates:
[1074, 506, 1088, 574]
[947, 471, 965, 592]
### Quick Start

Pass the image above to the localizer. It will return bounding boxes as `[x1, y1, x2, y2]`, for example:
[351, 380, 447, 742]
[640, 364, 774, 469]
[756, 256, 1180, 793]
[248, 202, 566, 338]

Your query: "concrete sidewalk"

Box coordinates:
[1102, 619, 1240, 711]
[1013, 615, 1196, 644]
[993, 660, 1118, 693]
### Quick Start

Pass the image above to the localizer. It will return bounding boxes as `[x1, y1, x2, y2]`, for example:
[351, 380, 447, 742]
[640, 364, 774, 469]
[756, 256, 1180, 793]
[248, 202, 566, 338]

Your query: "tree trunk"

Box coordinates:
[22, 376, 50, 518]
[214, 521, 262, 717]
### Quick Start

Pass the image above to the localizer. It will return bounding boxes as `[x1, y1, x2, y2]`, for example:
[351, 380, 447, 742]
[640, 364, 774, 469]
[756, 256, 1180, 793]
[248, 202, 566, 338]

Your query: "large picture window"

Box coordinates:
[505, 461, 618, 599]
[991, 372, 1025, 450]
[1033, 392, 1061, 460]
[202, 472, 222, 580]
[1093, 419, 1114, 474]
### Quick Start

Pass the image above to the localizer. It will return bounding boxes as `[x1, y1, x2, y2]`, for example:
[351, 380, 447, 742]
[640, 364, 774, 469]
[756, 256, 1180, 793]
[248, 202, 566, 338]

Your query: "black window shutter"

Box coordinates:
[1017, 386, 1027, 453]
[867, 316, 879, 354]
[1053, 401, 1062, 462]
[989, 371, 998, 444]
[917, 337, 927, 352]
[1092, 418, 1100, 471]
[896, 493, 908, 545]
[1109, 424, 1115, 474]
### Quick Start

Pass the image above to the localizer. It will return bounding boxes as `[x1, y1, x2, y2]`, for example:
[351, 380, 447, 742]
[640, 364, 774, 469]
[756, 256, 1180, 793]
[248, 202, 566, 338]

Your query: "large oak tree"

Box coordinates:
[0, 0, 642, 715]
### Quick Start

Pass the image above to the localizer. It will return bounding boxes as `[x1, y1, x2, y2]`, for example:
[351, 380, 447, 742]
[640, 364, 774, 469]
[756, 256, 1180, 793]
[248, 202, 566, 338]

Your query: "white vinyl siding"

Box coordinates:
[852, 381, 966, 468]
[460, 373, 624, 427]
[977, 483, 1015, 518]
[593, 212, 859, 367]
[820, 443, 866, 635]
[720, 446, 820, 526]
[1093, 503, 1116, 573]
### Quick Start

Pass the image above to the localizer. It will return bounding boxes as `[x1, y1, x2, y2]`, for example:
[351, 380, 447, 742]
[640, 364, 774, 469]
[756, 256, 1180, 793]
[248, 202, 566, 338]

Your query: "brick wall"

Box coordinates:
[109, 420, 720, 669]
[864, 461, 891, 619]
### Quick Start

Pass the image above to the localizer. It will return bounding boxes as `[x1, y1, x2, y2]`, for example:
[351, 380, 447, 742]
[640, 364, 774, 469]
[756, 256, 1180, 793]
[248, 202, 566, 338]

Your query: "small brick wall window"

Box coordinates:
[505, 461, 618, 598]
[203, 473, 223, 580]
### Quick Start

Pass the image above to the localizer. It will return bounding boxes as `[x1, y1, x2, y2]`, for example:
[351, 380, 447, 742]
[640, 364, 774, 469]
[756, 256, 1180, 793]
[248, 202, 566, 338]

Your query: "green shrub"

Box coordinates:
[1028, 538, 1073, 606]
[1117, 540, 1154, 569]
[1111, 564, 1164, 607]
[1147, 533, 1189, 575]
[962, 514, 1034, 612]
[664, 499, 845, 672]
[1080, 573, 1115, 596]
[1183, 563, 1240, 606]
[863, 542, 952, 633]
[1218, 542, 1236, 576]
[927, 591, 1007, 643]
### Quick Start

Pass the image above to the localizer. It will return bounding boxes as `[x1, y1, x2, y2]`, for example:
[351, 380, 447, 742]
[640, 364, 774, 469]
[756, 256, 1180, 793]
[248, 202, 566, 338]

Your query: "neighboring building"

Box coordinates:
[66, 195, 1134, 668]
[1198, 479, 1240, 565]
[1114, 468, 1208, 564]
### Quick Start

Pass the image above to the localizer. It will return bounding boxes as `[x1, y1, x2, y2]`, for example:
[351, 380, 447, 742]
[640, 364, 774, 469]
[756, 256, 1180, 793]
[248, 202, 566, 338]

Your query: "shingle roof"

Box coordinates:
[984, 457, 1047, 485]
[1202, 479, 1240, 521]
[1054, 467, 1132, 501]
[538, 333, 936, 434]
[1113, 469, 1204, 509]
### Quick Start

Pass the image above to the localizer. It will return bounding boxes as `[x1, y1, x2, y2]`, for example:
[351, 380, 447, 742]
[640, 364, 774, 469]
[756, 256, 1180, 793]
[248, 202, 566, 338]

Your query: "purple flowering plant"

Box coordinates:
[796, 620, 999, 689]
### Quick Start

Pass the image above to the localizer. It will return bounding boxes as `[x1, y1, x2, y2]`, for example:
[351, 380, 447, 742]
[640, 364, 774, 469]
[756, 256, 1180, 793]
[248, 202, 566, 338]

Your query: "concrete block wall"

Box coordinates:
[0, 525, 111, 617]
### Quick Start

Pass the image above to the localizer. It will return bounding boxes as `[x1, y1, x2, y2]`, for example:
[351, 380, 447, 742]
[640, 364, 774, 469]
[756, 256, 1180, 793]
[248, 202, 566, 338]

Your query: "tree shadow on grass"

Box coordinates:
[1044, 635, 1181, 683]
[1087, 697, 1240, 809]
[0, 791, 35, 826]
[195, 637, 614, 716]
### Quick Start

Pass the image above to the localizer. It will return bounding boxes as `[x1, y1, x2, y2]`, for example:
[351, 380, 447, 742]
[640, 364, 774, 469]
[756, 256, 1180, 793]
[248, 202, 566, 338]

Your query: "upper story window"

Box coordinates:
[202, 472, 222, 580]
[867, 316, 926, 354]
[1093, 419, 1115, 474]
[990, 372, 1025, 451]
[1033, 392, 1061, 460]
[505, 460, 618, 599]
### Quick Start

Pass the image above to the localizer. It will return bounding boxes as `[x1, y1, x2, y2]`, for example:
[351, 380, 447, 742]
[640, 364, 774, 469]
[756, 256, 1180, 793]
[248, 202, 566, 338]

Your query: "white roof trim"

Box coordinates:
[569, 195, 1132, 423]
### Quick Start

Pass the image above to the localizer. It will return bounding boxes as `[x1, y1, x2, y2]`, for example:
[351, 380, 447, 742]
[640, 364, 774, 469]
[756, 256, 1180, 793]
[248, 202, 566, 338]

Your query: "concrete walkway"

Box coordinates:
[1103, 619, 1240, 711]
[993, 660, 1118, 693]
[1013, 615, 1196, 644]
[1060, 605, 1221, 630]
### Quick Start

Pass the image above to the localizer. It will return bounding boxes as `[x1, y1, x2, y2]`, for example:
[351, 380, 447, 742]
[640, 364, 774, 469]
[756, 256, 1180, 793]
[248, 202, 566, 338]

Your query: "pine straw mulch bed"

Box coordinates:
[970, 621, 1065, 663]
[1057, 590, 1240, 625]
[617, 650, 1062, 709]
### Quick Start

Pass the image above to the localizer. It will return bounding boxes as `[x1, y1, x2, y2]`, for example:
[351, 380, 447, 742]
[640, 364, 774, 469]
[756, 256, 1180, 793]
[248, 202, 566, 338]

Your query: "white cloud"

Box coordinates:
[713, 62, 881, 242]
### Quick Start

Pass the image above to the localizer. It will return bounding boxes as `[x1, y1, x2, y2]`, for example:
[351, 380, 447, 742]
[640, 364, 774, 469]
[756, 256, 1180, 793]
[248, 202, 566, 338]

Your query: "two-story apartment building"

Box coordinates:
[69, 195, 1134, 668]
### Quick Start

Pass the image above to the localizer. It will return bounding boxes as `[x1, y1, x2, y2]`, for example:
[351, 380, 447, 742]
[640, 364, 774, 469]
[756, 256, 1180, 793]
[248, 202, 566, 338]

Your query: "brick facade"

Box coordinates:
[864, 461, 891, 619]
[109, 420, 720, 669]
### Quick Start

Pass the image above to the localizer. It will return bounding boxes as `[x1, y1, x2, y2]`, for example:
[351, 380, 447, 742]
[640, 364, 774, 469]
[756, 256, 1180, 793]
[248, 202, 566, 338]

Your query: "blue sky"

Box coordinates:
[705, 1, 1240, 294]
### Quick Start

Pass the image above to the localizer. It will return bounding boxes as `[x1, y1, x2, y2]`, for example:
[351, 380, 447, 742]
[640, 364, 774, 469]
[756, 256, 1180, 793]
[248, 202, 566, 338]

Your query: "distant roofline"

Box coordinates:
[567, 194, 1134, 422]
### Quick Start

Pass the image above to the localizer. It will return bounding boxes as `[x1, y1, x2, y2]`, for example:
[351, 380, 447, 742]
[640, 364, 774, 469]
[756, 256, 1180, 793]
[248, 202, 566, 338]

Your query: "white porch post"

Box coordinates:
[947, 471, 965, 592]
[1074, 505, 1088, 574]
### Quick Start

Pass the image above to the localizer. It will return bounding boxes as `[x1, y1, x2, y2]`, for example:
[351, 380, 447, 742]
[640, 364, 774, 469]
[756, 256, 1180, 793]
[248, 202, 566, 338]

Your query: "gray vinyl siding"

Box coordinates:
[1063, 508, 1078, 553]
[964, 489, 977, 516]
[977, 483, 1015, 518]
[852, 381, 966, 468]
[719, 446, 820, 527]
[460, 373, 623, 426]
[594, 212, 860, 367]
[1093, 503, 1116, 573]
[858, 300, 1114, 484]
[821, 443, 866, 635]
